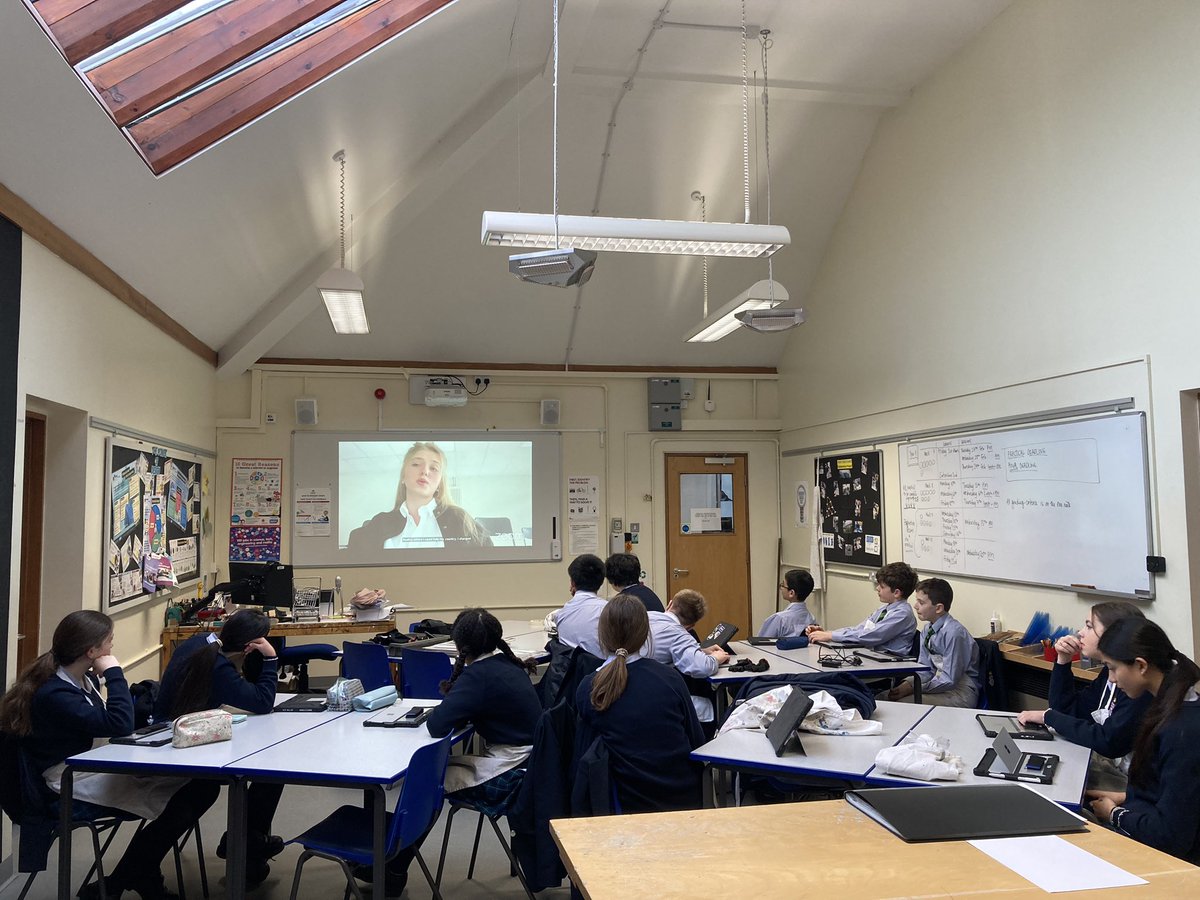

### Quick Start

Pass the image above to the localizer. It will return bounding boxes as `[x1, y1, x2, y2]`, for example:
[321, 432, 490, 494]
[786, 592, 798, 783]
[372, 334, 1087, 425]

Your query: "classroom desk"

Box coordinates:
[760, 640, 930, 701]
[160, 618, 389, 672]
[867, 704, 1093, 808]
[423, 622, 551, 661]
[550, 799, 1200, 899]
[693, 701, 933, 805]
[707, 642, 819, 718]
[59, 706, 350, 899]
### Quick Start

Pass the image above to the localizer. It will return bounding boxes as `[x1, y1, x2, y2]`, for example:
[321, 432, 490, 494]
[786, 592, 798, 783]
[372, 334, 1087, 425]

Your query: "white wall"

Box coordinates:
[777, 0, 1200, 651]
[216, 367, 782, 639]
[8, 238, 218, 682]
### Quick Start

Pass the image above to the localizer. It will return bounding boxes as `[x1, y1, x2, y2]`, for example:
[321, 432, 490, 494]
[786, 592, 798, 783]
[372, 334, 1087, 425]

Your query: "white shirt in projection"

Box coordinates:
[383, 499, 444, 548]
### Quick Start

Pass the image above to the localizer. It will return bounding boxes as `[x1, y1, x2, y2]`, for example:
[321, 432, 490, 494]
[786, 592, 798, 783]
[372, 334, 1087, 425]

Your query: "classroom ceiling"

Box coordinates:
[0, 0, 1011, 375]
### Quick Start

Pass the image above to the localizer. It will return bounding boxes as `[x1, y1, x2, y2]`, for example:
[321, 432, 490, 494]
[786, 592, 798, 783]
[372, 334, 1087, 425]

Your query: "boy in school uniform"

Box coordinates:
[758, 569, 817, 638]
[647, 589, 729, 723]
[805, 561, 918, 656]
[886, 577, 980, 706]
[553, 554, 608, 656]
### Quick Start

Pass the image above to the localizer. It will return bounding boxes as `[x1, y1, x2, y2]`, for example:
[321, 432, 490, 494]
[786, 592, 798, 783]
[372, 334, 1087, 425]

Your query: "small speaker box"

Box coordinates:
[540, 399, 561, 426]
[295, 398, 318, 426]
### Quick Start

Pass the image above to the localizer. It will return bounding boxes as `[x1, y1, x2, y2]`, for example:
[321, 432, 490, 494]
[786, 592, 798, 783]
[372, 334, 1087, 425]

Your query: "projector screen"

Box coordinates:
[291, 431, 561, 566]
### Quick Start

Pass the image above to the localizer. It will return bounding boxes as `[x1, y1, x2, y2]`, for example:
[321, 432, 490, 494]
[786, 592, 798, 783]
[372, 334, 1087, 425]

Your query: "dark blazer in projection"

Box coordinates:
[347, 505, 493, 552]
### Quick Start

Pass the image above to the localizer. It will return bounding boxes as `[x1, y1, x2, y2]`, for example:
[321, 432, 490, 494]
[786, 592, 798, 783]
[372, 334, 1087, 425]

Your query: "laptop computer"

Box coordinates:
[974, 730, 1059, 785]
[766, 686, 814, 757]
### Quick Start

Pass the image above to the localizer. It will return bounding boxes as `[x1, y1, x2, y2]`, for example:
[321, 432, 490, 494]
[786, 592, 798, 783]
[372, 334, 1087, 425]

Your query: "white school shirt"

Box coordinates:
[383, 498, 443, 548]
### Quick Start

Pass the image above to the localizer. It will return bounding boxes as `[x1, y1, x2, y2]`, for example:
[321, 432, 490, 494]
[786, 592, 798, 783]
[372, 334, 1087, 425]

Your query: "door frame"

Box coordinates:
[18, 410, 46, 671]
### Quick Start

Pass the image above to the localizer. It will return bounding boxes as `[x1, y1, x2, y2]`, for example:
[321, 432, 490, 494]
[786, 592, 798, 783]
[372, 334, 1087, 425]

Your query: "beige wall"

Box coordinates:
[216, 367, 782, 641]
[777, 0, 1200, 651]
[9, 238, 219, 682]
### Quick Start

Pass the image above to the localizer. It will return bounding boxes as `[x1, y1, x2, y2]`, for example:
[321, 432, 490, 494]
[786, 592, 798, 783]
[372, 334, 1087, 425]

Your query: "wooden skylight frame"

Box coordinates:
[23, 0, 455, 175]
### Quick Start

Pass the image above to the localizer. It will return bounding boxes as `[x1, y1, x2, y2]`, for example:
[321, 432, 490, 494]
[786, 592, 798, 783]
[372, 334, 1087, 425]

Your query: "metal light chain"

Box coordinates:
[552, 0, 560, 248]
[760, 29, 774, 299]
[692, 191, 709, 317]
[335, 149, 347, 268]
[741, 0, 750, 224]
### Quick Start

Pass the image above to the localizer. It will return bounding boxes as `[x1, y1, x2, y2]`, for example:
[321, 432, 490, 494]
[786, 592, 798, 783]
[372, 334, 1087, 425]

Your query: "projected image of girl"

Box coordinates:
[348, 442, 492, 550]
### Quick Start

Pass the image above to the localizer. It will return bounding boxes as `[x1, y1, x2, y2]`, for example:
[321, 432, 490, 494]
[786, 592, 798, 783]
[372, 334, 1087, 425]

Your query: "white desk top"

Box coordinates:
[693, 700, 933, 781]
[761, 642, 930, 677]
[709, 641, 818, 684]
[870, 705, 1091, 807]
[226, 700, 448, 785]
[425, 625, 550, 661]
[68, 706, 350, 775]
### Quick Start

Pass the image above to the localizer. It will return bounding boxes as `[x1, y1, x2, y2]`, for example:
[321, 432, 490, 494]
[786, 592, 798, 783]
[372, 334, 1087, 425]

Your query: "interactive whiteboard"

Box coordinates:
[898, 414, 1153, 598]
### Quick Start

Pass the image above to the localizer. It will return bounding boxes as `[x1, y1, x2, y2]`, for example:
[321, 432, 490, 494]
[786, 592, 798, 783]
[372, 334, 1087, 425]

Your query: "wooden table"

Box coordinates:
[160, 618, 390, 672]
[551, 800, 1200, 898]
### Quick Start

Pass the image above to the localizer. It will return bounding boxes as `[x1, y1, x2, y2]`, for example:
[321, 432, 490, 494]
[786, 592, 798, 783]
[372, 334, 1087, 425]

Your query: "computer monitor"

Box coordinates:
[227, 561, 293, 612]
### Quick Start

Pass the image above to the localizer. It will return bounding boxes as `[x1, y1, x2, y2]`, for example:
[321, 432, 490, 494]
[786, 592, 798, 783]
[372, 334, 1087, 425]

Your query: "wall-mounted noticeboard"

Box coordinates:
[104, 436, 204, 611]
[818, 451, 884, 568]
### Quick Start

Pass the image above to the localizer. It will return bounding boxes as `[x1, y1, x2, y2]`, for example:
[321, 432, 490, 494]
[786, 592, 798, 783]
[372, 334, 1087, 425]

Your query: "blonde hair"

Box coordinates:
[392, 442, 486, 543]
[589, 594, 650, 713]
[668, 589, 707, 627]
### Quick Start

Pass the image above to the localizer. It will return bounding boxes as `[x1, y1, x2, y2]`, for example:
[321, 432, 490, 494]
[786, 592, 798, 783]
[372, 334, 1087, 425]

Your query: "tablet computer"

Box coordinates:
[700, 622, 739, 651]
[364, 705, 433, 728]
[766, 686, 814, 757]
[977, 713, 1054, 741]
[274, 695, 329, 713]
[974, 731, 1059, 785]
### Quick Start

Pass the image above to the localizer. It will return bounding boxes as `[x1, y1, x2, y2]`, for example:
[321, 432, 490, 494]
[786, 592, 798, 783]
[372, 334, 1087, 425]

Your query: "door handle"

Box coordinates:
[672, 568, 689, 577]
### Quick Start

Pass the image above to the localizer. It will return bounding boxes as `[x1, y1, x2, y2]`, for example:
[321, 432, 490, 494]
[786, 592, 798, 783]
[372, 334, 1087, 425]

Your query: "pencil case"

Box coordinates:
[777, 635, 810, 650]
[352, 685, 399, 711]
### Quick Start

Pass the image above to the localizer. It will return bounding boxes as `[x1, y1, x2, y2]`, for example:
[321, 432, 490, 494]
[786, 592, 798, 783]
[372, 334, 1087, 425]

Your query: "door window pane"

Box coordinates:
[679, 473, 734, 533]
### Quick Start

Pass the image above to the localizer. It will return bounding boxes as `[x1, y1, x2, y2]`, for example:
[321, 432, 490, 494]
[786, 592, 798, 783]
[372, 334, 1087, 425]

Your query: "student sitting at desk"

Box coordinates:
[552, 553, 609, 656]
[576, 595, 705, 812]
[1017, 601, 1151, 789]
[155, 609, 283, 888]
[0, 611, 219, 900]
[605, 552, 664, 613]
[885, 578, 979, 706]
[758, 569, 817, 638]
[1087, 618, 1200, 863]
[356, 608, 542, 895]
[805, 561, 918, 656]
[647, 589, 729, 723]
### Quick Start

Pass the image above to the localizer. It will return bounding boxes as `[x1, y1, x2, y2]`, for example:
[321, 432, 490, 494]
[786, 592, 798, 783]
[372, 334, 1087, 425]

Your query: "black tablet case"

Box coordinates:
[976, 714, 1055, 742]
[766, 686, 814, 756]
[844, 784, 1085, 842]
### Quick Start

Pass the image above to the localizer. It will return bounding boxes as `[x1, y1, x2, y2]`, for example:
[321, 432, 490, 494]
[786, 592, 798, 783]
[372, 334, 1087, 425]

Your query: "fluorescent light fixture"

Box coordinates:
[736, 306, 806, 332]
[684, 280, 788, 343]
[317, 267, 369, 334]
[482, 211, 789, 259]
[508, 248, 597, 287]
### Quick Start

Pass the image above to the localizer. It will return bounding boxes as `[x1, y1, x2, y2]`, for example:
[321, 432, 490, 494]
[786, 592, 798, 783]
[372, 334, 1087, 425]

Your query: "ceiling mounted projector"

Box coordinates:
[424, 387, 467, 407]
[735, 307, 806, 332]
[508, 248, 597, 287]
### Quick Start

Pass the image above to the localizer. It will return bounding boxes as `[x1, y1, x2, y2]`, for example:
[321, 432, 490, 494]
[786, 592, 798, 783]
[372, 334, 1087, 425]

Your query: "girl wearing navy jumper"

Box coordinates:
[575, 594, 706, 813]
[154, 609, 283, 888]
[1087, 618, 1200, 863]
[0, 611, 218, 900]
[1018, 602, 1151, 787]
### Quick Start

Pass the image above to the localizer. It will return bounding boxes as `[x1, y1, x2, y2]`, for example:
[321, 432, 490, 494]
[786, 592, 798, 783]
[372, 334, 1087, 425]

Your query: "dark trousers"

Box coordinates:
[112, 779, 220, 888]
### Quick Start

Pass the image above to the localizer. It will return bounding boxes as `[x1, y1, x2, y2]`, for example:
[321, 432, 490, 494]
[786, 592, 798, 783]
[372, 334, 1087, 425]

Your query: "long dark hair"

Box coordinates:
[168, 610, 271, 718]
[0, 610, 114, 736]
[440, 608, 537, 694]
[589, 594, 649, 713]
[1090, 600, 1145, 630]
[1098, 617, 1200, 784]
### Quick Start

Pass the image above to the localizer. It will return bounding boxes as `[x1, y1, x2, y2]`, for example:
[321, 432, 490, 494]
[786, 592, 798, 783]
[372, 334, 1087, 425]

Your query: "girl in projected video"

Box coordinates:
[348, 441, 492, 551]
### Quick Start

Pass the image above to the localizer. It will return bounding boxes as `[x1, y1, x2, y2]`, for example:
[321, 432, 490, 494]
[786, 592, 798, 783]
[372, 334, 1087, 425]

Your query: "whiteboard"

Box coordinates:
[898, 414, 1153, 598]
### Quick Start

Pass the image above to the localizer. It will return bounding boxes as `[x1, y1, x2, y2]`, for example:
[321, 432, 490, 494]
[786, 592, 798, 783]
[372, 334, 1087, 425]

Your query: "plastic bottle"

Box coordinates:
[989, 612, 1001, 634]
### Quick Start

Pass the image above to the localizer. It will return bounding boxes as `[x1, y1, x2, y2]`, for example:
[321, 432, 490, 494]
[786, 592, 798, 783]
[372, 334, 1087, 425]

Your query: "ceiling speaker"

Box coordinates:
[540, 399, 561, 427]
[295, 398, 318, 426]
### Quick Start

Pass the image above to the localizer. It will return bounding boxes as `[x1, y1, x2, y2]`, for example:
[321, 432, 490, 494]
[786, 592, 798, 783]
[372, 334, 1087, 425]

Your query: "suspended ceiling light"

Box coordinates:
[685, 280, 788, 343]
[318, 150, 369, 334]
[736, 306, 805, 332]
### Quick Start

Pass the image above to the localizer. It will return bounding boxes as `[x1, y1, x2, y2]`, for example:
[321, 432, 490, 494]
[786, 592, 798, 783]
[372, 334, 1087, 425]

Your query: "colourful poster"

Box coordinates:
[229, 525, 282, 561]
[231, 458, 283, 526]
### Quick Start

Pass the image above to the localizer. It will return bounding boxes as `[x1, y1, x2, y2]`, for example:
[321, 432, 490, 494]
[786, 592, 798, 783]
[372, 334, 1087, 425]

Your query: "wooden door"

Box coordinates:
[664, 453, 751, 637]
[18, 413, 46, 671]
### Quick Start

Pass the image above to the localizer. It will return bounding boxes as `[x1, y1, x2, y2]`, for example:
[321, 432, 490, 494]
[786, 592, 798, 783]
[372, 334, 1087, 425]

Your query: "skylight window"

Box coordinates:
[22, 0, 456, 175]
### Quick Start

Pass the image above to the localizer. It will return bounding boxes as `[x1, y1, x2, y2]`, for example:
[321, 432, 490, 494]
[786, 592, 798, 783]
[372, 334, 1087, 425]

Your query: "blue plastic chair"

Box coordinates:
[285, 736, 452, 900]
[340, 641, 394, 692]
[400, 648, 453, 700]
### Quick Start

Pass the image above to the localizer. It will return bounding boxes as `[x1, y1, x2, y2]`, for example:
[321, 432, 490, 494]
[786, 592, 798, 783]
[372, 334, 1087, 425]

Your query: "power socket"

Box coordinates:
[703, 399, 715, 412]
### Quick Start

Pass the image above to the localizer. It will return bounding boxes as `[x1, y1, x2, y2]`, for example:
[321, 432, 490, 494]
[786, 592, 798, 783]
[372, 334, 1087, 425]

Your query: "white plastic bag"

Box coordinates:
[874, 733, 964, 781]
[718, 686, 883, 736]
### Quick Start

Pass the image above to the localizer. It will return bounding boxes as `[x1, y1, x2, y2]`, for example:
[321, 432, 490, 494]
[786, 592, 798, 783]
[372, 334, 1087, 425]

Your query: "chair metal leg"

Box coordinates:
[487, 816, 535, 900]
[288, 851, 311, 900]
[192, 822, 210, 898]
[413, 847, 443, 900]
[16, 872, 37, 900]
[435, 802, 463, 887]
[172, 836, 188, 900]
[89, 824, 110, 900]
[333, 859, 365, 900]
[466, 811, 485, 880]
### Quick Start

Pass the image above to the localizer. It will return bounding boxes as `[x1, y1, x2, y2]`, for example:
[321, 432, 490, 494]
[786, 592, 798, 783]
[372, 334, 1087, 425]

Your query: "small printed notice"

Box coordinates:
[795, 481, 810, 527]
[567, 476, 600, 522]
[568, 522, 599, 555]
[295, 487, 332, 537]
[688, 508, 721, 533]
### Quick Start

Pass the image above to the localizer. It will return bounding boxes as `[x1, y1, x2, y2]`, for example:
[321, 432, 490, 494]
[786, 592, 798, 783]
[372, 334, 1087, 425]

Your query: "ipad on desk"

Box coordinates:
[845, 783, 1085, 842]
[974, 731, 1059, 785]
[274, 695, 328, 713]
[700, 622, 739, 652]
[364, 705, 434, 728]
[766, 686, 814, 757]
[746, 636, 777, 646]
[858, 648, 918, 662]
[977, 713, 1054, 741]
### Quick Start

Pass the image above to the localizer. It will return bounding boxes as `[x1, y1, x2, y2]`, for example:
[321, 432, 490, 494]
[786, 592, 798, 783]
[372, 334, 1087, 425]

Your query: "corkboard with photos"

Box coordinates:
[818, 451, 883, 568]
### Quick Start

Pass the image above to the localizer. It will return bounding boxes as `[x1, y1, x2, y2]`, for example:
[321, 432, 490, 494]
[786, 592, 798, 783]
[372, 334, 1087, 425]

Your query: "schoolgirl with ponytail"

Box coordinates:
[1087, 618, 1200, 862]
[0, 611, 219, 899]
[575, 594, 705, 813]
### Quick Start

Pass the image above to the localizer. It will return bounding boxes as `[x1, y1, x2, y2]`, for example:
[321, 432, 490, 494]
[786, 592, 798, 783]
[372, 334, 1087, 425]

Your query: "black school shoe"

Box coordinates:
[77, 874, 180, 900]
[216, 831, 286, 861]
[351, 862, 408, 897]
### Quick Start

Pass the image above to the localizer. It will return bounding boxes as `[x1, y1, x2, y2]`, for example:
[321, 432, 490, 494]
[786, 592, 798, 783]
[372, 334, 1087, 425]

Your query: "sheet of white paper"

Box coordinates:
[968, 835, 1147, 893]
